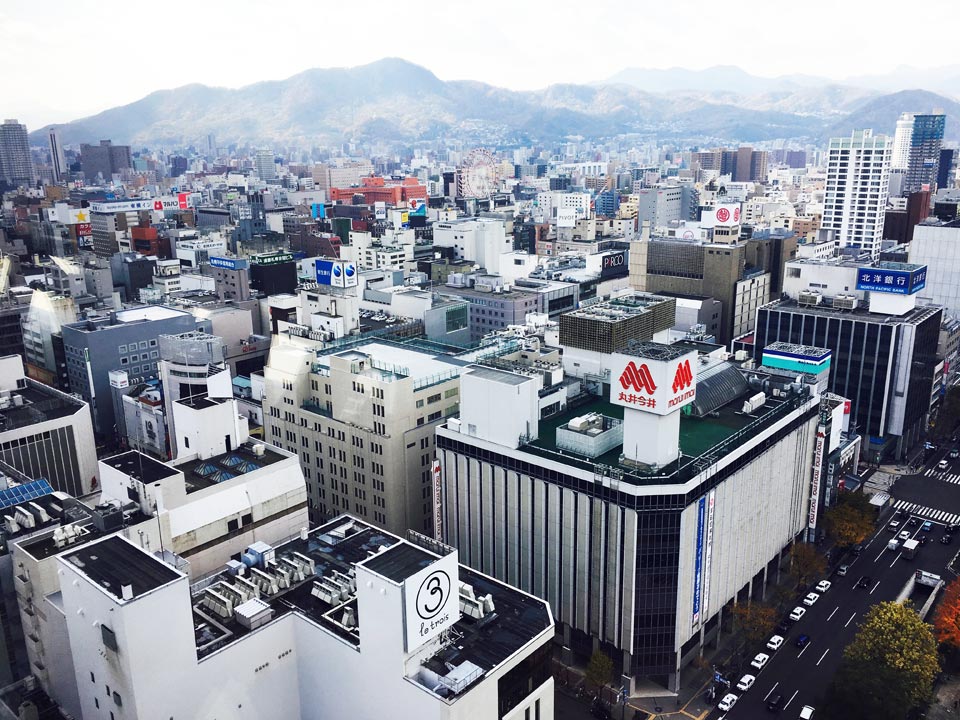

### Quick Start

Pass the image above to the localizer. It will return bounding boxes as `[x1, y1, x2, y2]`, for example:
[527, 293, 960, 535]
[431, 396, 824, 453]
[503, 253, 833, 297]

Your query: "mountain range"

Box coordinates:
[28, 59, 960, 149]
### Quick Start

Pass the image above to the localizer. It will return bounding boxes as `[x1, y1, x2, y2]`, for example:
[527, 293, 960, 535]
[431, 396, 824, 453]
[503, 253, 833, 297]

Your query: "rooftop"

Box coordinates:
[0, 381, 84, 432]
[174, 440, 287, 493]
[564, 293, 674, 323]
[764, 297, 941, 325]
[190, 517, 552, 699]
[317, 341, 464, 382]
[63, 535, 181, 601]
[102, 451, 180, 485]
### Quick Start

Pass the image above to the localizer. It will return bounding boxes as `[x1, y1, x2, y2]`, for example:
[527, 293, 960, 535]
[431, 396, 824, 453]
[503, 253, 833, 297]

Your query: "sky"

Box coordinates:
[5, 0, 960, 129]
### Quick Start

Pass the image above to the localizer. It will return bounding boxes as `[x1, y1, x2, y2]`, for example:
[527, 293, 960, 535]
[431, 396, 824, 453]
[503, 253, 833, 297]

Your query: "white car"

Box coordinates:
[800, 705, 815, 719]
[789, 606, 806, 621]
[816, 580, 831, 593]
[766, 634, 784, 650]
[750, 652, 770, 670]
[802, 592, 820, 607]
[736, 674, 755, 692]
[898, 530, 911, 542]
[718, 693, 738, 711]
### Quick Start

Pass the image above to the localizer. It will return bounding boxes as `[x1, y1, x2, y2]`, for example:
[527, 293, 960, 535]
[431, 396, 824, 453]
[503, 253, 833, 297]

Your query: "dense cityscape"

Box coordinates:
[2, 5, 960, 719]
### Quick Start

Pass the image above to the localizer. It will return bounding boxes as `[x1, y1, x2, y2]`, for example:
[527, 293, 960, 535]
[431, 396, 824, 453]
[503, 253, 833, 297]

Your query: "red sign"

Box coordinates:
[844, 400, 851, 414]
[733, 207, 741, 222]
[178, 192, 189, 210]
[619, 362, 657, 394]
[75, 223, 92, 236]
[672, 359, 693, 393]
[716, 207, 730, 223]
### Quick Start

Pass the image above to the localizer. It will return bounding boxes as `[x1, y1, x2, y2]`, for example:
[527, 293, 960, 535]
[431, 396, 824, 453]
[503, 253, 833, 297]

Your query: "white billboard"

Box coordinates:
[330, 261, 358, 288]
[375, 202, 387, 220]
[556, 208, 577, 228]
[403, 550, 460, 652]
[712, 203, 742, 226]
[609, 350, 697, 416]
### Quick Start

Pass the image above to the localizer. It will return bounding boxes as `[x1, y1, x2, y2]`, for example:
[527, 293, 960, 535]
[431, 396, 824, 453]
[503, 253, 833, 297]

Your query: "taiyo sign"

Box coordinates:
[609, 350, 697, 416]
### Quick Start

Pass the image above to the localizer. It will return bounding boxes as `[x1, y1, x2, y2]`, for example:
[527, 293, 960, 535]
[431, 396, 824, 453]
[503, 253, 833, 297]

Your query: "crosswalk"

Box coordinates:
[892, 499, 960, 526]
[923, 468, 960, 484]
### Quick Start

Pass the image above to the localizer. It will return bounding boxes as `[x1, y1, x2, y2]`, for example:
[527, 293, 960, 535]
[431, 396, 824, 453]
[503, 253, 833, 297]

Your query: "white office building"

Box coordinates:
[910, 219, 960, 318]
[819, 129, 891, 259]
[56, 516, 554, 720]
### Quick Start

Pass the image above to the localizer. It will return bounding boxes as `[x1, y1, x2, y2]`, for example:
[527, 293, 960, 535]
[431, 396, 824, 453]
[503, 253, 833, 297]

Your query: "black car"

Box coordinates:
[857, 576, 872, 588]
[777, 620, 792, 635]
[919, 535, 929, 545]
[942, 535, 953, 545]
[908, 517, 920, 527]
[949, 524, 960, 533]
[767, 692, 784, 712]
[795, 633, 810, 648]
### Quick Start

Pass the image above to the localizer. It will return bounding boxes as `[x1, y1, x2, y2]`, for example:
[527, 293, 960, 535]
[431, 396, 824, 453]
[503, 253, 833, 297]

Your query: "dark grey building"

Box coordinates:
[0, 119, 34, 189]
[79, 140, 132, 182]
[61, 306, 205, 440]
[110, 253, 157, 302]
[754, 299, 941, 459]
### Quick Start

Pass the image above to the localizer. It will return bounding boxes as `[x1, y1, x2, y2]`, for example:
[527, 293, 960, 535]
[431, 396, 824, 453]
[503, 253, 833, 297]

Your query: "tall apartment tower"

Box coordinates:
[820, 129, 891, 259]
[0, 119, 35, 188]
[48, 127, 67, 182]
[255, 150, 277, 181]
[892, 112, 915, 171]
[904, 113, 946, 194]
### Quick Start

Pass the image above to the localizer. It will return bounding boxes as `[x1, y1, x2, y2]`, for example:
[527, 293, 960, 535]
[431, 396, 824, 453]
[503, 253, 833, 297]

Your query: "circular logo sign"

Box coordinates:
[733, 208, 741, 222]
[716, 207, 731, 223]
[416, 570, 451, 620]
[332, 264, 342, 277]
[345, 264, 356, 277]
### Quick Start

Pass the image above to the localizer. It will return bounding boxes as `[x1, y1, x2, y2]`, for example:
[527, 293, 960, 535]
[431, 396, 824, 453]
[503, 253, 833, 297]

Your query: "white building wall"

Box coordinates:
[910, 223, 960, 318]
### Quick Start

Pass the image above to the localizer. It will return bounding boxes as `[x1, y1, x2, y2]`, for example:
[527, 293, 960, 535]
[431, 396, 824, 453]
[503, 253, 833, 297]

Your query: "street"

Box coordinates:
[714, 447, 960, 719]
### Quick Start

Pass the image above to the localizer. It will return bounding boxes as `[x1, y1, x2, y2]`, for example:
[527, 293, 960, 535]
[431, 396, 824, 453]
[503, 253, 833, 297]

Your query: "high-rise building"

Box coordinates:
[79, 140, 132, 182]
[891, 112, 915, 171]
[0, 119, 34, 188]
[48, 127, 67, 183]
[938, 148, 957, 190]
[904, 113, 946, 194]
[255, 149, 277, 180]
[819, 129, 891, 258]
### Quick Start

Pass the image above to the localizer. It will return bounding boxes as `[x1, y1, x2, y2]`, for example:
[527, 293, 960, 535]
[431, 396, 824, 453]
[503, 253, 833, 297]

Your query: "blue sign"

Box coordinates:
[209, 256, 247, 270]
[856, 266, 927, 295]
[692, 496, 706, 626]
[311, 203, 326, 220]
[316, 259, 334, 285]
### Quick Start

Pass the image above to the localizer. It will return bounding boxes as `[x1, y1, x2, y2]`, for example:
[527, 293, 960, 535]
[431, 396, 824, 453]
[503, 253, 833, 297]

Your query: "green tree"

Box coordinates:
[731, 602, 777, 658]
[789, 543, 827, 589]
[824, 491, 876, 549]
[933, 386, 960, 441]
[823, 601, 939, 720]
[585, 650, 614, 692]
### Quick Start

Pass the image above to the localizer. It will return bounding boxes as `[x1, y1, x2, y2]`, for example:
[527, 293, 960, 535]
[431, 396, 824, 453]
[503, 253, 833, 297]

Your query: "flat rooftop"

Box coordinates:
[766, 297, 941, 325]
[191, 517, 552, 695]
[63, 535, 181, 601]
[524, 384, 811, 486]
[174, 440, 287, 493]
[317, 341, 464, 381]
[102, 451, 180, 485]
[0, 382, 84, 432]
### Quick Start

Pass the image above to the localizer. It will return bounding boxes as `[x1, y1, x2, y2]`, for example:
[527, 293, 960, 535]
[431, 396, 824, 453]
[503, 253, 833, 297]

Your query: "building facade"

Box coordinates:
[0, 120, 34, 188]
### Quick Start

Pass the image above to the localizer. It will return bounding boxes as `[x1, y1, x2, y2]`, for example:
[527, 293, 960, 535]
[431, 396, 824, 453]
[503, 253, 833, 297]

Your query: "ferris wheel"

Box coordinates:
[457, 148, 500, 198]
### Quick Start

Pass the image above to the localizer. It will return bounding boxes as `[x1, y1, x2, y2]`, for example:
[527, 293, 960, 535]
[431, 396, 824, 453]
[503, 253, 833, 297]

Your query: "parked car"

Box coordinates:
[908, 517, 920, 527]
[888, 521, 901, 532]
[942, 535, 953, 545]
[919, 535, 929, 545]
[815, 580, 831, 593]
[767, 635, 784, 651]
[836, 564, 849, 576]
[750, 653, 770, 670]
[898, 530, 912, 542]
[789, 606, 806, 621]
[802, 592, 819, 607]
[767, 692, 784, 712]
[795, 634, 810, 649]
[800, 705, 815, 719]
[947, 523, 960, 533]
[718, 693, 738, 711]
[922, 521, 933, 532]
[857, 576, 872, 588]
[736, 674, 756, 692]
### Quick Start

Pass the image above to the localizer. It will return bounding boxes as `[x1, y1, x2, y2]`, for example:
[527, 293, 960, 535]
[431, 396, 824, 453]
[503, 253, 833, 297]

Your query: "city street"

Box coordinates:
[714, 449, 960, 719]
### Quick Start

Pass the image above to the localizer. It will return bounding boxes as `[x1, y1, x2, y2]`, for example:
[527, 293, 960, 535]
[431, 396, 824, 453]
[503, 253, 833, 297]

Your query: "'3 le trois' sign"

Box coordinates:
[608, 350, 698, 416]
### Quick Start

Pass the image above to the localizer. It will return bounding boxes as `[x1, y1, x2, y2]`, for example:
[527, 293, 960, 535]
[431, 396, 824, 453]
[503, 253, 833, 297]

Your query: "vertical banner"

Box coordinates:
[432, 459, 443, 541]
[692, 496, 706, 627]
[702, 490, 716, 620]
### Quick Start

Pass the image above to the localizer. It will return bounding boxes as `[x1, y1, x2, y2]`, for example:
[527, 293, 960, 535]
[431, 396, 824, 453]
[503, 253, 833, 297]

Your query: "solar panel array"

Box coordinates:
[0, 479, 54, 511]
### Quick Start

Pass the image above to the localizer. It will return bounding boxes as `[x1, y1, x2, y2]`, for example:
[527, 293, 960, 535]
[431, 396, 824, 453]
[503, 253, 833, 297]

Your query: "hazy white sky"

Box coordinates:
[5, 0, 959, 129]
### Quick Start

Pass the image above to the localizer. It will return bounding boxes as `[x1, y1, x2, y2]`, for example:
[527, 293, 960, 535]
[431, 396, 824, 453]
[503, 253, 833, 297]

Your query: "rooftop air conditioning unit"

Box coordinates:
[798, 290, 822, 307]
[833, 294, 858, 310]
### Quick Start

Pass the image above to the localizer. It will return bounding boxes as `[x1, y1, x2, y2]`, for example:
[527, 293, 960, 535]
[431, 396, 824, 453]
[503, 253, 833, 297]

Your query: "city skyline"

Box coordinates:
[5, 0, 960, 129]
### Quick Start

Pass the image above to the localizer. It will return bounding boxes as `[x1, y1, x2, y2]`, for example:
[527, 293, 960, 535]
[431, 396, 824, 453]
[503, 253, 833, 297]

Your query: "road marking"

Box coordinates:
[798, 642, 810, 657]
[817, 649, 830, 666]
[890, 553, 901, 568]
[763, 682, 780, 701]
[871, 580, 881, 594]
[827, 606, 838, 621]
[893, 499, 960, 526]
[784, 690, 799, 709]
[845, 612, 857, 627]
[874, 546, 886, 562]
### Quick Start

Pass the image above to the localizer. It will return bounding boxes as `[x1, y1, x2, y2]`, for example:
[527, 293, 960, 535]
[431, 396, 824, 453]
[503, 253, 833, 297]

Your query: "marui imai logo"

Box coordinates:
[619, 362, 657, 394]
[672, 359, 693, 393]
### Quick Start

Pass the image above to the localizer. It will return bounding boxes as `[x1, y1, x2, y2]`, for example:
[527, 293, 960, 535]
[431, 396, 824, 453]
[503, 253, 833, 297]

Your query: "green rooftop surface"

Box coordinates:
[524, 390, 806, 485]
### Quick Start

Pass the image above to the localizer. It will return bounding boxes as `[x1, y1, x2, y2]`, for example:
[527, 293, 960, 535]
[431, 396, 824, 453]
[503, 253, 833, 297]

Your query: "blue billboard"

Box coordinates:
[316, 259, 335, 285]
[856, 264, 927, 295]
[209, 256, 248, 271]
[692, 496, 706, 627]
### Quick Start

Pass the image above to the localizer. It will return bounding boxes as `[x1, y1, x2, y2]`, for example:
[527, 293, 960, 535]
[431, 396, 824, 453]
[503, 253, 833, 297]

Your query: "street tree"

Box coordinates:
[933, 576, 960, 649]
[823, 492, 875, 549]
[789, 543, 826, 589]
[933, 386, 960, 440]
[823, 601, 939, 720]
[585, 650, 613, 692]
[731, 602, 777, 657]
